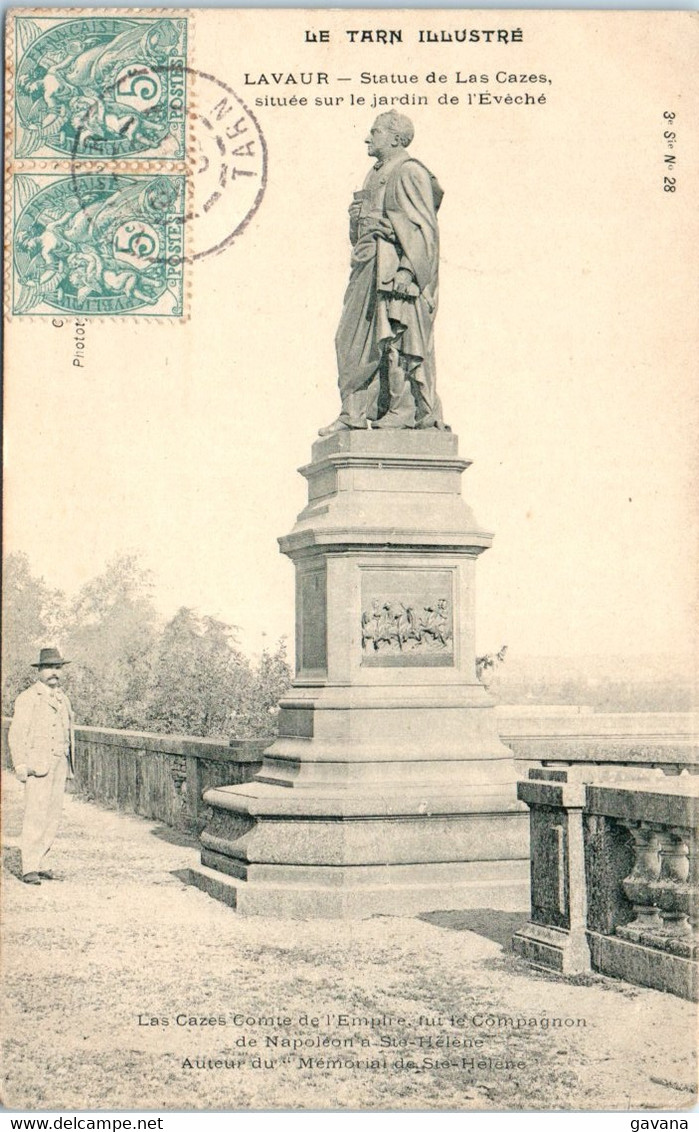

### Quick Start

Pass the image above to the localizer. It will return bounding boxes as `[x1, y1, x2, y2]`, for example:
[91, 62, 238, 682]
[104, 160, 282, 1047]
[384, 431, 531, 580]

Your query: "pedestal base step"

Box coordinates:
[184, 860, 530, 919]
[512, 922, 591, 974]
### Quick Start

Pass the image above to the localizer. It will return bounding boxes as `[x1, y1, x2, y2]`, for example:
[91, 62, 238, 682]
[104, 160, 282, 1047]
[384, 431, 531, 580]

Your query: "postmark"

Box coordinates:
[7, 12, 268, 318]
[65, 67, 268, 265]
[13, 14, 188, 161]
[12, 171, 186, 316]
[185, 69, 267, 262]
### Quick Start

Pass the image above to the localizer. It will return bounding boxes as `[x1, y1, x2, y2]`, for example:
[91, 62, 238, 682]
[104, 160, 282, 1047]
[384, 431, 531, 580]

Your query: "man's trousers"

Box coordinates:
[21, 755, 69, 876]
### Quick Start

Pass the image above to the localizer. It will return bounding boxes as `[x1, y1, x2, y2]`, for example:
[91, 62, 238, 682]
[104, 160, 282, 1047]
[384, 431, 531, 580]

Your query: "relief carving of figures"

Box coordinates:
[361, 597, 452, 655]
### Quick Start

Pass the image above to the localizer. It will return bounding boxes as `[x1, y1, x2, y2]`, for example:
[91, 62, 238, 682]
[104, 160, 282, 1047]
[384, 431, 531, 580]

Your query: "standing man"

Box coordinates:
[8, 647, 74, 885]
[320, 111, 447, 435]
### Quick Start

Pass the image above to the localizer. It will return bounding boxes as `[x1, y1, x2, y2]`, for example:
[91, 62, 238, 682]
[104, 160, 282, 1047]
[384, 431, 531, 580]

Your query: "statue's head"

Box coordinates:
[366, 112, 414, 158]
[376, 111, 414, 146]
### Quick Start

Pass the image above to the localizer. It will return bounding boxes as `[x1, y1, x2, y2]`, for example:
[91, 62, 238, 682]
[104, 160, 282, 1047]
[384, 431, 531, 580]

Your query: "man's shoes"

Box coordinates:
[38, 870, 59, 880]
[22, 873, 41, 885]
[318, 418, 367, 436]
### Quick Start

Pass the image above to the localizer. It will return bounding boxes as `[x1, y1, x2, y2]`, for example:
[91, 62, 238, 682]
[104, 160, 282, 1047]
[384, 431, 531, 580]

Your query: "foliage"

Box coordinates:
[145, 607, 248, 737]
[227, 639, 292, 738]
[475, 644, 508, 685]
[1, 553, 66, 713]
[2, 552, 291, 739]
[60, 555, 159, 729]
[144, 609, 290, 739]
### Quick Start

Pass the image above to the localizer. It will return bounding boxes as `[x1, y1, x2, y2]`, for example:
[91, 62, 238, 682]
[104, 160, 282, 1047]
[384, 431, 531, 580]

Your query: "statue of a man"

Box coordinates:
[319, 112, 448, 435]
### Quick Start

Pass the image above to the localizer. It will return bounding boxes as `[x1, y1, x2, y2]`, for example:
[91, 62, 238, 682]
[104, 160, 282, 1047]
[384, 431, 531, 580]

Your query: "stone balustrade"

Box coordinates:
[4, 707, 694, 776]
[584, 782, 698, 996]
[514, 770, 699, 1000]
[618, 821, 694, 943]
[1, 719, 270, 833]
[498, 707, 698, 779]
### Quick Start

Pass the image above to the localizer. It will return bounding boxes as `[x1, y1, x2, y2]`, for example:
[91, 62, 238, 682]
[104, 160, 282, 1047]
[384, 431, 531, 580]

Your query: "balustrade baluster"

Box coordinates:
[653, 826, 691, 937]
[618, 820, 663, 934]
[687, 832, 699, 938]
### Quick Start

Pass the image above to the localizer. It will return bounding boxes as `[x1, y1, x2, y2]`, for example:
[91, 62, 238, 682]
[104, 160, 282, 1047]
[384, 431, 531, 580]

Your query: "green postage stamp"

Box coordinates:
[8, 12, 189, 317]
[12, 172, 186, 317]
[12, 14, 188, 161]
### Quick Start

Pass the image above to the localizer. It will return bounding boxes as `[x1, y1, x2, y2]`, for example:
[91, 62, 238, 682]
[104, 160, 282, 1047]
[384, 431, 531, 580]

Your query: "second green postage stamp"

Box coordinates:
[12, 172, 186, 317]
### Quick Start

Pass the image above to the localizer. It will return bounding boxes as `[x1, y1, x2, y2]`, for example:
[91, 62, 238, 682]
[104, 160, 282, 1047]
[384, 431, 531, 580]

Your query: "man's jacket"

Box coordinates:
[8, 681, 75, 778]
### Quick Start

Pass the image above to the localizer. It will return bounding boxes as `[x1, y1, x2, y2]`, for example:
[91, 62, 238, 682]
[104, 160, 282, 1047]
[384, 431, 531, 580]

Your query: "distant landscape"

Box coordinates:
[486, 651, 696, 713]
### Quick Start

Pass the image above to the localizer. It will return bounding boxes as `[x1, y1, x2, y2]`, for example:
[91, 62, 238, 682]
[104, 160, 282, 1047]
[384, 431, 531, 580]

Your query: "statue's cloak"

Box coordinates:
[335, 154, 444, 426]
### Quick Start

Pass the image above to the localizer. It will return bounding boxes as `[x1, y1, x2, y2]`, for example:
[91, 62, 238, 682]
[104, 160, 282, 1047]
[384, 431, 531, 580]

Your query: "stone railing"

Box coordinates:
[1, 719, 270, 833]
[498, 706, 698, 779]
[586, 784, 697, 985]
[514, 770, 698, 1001]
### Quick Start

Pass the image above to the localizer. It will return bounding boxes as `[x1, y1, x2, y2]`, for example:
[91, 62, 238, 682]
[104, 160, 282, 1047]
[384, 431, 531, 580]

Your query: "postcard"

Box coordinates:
[3, 8, 698, 1114]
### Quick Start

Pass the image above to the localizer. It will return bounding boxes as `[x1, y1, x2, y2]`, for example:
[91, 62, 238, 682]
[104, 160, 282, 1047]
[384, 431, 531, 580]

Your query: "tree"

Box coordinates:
[3, 551, 293, 737]
[1, 553, 66, 713]
[144, 613, 292, 739]
[145, 608, 252, 737]
[229, 639, 292, 738]
[62, 554, 158, 728]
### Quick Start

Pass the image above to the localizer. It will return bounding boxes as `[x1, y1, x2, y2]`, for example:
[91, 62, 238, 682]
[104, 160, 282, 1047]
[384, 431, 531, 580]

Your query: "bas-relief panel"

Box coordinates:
[361, 568, 454, 668]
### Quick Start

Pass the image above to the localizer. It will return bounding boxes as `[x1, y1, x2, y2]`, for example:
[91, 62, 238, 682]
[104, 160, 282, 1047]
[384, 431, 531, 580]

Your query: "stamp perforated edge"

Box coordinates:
[10, 169, 188, 318]
[5, 7, 196, 321]
[11, 11, 189, 163]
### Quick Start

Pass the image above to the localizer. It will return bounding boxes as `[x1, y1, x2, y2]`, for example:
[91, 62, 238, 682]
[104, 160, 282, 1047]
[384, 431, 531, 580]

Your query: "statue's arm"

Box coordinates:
[392, 266, 419, 299]
[348, 201, 361, 245]
[350, 205, 396, 247]
[388, 163, 439, 294]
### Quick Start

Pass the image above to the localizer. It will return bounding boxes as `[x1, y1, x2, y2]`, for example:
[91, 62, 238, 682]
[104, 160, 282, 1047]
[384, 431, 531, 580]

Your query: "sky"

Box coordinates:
[4, 9, 698, 664]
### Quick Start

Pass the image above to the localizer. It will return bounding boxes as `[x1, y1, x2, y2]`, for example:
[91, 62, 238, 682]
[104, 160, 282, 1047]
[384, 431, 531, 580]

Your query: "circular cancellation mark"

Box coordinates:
[68, 65, 268, 265]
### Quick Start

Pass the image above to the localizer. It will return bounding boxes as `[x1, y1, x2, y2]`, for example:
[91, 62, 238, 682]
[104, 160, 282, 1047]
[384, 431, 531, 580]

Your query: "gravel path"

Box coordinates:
[2, 777, 696, 1112]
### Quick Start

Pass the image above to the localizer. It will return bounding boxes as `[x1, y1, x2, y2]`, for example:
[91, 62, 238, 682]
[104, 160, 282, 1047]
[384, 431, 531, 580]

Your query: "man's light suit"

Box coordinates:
[8, 680, 75, 876]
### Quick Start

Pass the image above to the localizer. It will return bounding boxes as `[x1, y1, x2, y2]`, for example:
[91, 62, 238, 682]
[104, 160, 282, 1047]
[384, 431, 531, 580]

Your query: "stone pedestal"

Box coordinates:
[189, 431, 529, 917]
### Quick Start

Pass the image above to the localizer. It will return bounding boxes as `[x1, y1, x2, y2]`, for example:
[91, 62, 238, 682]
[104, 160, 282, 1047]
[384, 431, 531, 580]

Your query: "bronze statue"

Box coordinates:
[320, 112, 448, 435]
